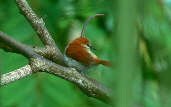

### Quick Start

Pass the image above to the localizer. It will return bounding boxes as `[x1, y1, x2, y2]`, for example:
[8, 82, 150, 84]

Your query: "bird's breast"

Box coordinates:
[65, 44, 96, 65]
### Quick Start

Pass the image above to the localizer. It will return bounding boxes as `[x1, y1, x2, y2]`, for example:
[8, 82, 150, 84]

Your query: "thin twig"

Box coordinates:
[81, 14, 104, 37]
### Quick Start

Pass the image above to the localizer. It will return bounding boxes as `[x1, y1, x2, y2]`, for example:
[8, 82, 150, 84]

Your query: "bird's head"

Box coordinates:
[69, 36, 96, 51]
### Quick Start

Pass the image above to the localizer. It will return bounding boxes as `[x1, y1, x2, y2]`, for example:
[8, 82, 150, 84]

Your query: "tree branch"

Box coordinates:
[0, 0, 112, 104]
[15, 0, 55, 46]
[0, 42, 66, 66]
[0, 31, 112, 104]
[15, 0, 65, 65]
[31, 57, 112, 103]
[0, 31, 36, 58]
[1, 65, 32, 85]
[0, 57, 112, 103]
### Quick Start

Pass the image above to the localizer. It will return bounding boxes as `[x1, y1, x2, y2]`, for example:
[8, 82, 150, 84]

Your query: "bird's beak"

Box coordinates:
[90, 45, 96, 50]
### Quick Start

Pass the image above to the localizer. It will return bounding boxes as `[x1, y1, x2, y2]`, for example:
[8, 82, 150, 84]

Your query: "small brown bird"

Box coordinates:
[64, 14, 111, 73]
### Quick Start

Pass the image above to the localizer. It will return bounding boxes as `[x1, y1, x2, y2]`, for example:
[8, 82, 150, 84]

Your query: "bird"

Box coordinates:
[64, 14, 111, 73]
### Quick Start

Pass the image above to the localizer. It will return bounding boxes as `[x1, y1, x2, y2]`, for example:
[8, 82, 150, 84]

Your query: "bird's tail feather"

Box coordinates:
[98, 59, 112, 67]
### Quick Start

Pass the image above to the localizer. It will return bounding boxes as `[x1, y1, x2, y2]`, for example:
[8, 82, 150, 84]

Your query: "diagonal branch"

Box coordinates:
[0, 31, 36, 58]
[1, 59, 112, 103]
[1, 65, 32, 85]
[31, 57, 112, 104]
[15, 0, 65, 65]
[0, 41, 19, 53]
[0, 31, 112, 104]
[15, 0, 55, 46]
[0, 41, 66, 66]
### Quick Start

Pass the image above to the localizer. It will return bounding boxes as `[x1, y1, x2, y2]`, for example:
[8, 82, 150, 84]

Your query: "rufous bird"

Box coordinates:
[64, 14, 111, 73]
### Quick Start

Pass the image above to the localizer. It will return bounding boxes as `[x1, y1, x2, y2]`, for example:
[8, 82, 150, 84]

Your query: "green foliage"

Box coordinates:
[1, 0, 171, 107]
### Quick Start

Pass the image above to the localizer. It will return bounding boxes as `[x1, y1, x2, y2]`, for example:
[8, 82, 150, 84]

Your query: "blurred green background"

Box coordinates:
[0, 0, 171, 107]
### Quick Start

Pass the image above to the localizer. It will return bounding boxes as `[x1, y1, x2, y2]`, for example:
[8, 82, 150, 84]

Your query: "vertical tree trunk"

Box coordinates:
[0, 51, 1, 106]
[116, 0, 138, 107]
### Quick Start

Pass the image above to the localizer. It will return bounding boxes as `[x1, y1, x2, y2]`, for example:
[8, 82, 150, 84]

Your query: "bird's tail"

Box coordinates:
[94, 57, 112, 67]
[99, 60, 112, 67]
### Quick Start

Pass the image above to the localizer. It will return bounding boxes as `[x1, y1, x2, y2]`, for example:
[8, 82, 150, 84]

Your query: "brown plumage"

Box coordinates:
[94, 58, 111, 67]
[64, 14, 111, 72]
[66, 37, 94, 65]
[65, 37, 111, 68]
